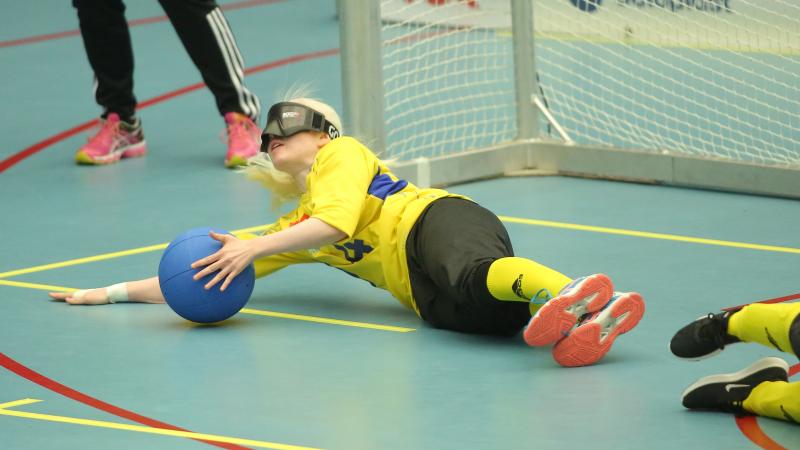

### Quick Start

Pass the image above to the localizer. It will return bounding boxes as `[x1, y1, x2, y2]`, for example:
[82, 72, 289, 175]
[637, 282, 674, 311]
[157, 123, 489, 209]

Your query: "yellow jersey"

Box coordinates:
[250, 136, 462, 315]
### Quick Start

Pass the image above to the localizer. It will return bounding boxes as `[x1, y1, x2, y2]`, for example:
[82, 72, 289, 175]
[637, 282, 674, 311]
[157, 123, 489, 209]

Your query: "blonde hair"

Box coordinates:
[240, 153, 304, 210]
[240, 95, 343, 210]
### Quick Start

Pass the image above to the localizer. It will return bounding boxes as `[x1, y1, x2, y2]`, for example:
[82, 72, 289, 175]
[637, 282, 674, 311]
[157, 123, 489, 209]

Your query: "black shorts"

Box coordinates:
[406, 197, 531, 336]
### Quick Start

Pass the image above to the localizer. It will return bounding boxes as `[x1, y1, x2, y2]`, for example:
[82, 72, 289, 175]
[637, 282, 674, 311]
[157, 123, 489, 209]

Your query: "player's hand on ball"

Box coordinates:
[191, 231, 256, 291]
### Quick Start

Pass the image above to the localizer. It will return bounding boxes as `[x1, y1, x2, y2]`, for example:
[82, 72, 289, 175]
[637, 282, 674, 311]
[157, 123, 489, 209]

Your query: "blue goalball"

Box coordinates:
[158, 227, 255, 324]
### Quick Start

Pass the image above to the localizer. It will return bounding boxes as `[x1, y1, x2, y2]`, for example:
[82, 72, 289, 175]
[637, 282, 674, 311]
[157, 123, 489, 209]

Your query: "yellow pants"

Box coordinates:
[728, 302, 800, 423]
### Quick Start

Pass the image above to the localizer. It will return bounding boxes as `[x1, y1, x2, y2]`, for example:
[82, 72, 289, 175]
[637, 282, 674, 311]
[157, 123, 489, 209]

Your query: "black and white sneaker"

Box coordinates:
[670, 312, 740, 360]
[681, 357, 790, 414]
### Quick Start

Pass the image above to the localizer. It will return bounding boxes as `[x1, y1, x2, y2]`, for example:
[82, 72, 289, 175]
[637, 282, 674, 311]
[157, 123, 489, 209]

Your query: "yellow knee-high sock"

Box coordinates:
[728, 303, 800, 355]
[486, 257, 571, 314]
[744, 380, 800, 423]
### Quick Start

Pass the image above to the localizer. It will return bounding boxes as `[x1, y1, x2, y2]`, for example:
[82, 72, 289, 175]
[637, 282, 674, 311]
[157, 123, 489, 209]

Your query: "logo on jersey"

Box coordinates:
[334, 239, 374, 263]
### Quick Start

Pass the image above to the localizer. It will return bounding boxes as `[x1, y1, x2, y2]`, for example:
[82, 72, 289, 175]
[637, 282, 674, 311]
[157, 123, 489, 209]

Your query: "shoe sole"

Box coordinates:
[551, 292, 645, 367]
[681, 356, 789, 403]
[523, 274, 614, 347]
[76, 141, 147, 165]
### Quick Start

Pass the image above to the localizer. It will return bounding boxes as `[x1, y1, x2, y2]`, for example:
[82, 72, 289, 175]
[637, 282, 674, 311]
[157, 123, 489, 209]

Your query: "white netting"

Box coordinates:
[380, 0, 800, 166]
[381, 0, 516, 160]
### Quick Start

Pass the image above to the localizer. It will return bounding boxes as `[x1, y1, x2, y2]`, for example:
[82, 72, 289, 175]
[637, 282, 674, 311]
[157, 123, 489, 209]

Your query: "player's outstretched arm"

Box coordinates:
[192, 219, 346, 291]
[48, 276, 165, 305]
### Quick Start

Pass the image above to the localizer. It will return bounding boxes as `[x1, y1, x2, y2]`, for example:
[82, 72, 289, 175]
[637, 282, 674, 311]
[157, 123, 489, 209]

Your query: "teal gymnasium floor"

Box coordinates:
[1, 1, 799, 449]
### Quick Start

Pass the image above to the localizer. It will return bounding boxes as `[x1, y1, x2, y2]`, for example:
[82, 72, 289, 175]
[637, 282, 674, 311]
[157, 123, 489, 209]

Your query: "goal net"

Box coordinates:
[379, 0, 800, 167]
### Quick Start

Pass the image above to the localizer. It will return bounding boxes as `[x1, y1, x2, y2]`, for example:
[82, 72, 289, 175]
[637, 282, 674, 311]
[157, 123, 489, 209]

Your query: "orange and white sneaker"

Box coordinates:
[552, 292, 645, 367]
[75, 113, 147, 165]
[523, 274, 614, 347]
[223, 112, 260, 168]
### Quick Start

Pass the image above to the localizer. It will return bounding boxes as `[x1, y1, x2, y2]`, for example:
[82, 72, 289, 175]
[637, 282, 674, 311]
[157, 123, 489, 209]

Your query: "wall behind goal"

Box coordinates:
[380, 0, 800, 168]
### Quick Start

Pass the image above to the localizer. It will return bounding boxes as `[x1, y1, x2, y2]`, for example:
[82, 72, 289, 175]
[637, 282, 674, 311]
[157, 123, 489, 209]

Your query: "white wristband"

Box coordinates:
[106, 283, 129, 304]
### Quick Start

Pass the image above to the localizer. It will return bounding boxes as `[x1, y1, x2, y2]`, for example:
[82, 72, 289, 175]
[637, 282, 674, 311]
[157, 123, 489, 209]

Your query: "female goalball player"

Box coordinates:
[50, 98, 645, 367]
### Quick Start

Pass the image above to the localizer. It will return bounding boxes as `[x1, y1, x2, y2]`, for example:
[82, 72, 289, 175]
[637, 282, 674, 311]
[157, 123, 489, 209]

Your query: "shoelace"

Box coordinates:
[531, 288, 552, 306]
[695, 313, 728, 350]
[226, 117, 258, 144]
[88, 118, 121, 147]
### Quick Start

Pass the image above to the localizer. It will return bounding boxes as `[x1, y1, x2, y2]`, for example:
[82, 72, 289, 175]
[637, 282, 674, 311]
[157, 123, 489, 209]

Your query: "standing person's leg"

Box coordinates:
[158, 0, 261, 167]
[74, 0, 137, 121]
[73, 0, 146, 164]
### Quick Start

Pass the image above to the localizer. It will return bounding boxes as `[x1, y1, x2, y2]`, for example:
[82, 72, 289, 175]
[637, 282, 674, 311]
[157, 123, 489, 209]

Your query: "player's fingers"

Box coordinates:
[220, 271, 238, 292]
[191, 251, 220, 270]
[191, 257, 211, 270]
[220, 259, 249, 291]
[64, 295, 89, 305]
[193, 258, 222, 280]
[49, 292, 69, 301]
[204, 269, 228, 290]
[62, 289, 89, 304]
[209, 231, 231, 243]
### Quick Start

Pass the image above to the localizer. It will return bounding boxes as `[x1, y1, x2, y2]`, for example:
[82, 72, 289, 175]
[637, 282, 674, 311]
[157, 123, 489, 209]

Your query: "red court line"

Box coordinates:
[723, 293, 800, 312]
[0, 0, 285, 49]
[722, 293, 800, 448]
[0, 120, 99, 174]
[0, 47, 339, 174]
[724, 290, 800, 449]
[736, 416, 787, 450]
[0, 352, 250, 450]
[734, 362, 798, 450]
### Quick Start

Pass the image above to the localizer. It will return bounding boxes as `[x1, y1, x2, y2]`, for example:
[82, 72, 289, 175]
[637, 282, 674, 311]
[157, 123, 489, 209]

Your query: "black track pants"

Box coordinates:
[73, 0, 260, 121]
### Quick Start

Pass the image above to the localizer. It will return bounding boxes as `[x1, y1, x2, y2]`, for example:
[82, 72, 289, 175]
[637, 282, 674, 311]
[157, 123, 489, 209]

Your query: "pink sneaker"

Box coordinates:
[75, 113, 147, 165]
[552, 292, 645, 367]
[224, 112, 260, 168]
[523, 274, 614, 347]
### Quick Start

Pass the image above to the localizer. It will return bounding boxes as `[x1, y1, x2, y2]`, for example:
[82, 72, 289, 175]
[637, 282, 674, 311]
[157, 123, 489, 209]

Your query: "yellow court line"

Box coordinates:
[3, 218, 797, 282]
[0, 280, 81, 292]
[0, 398, 42, 409]
[240, 308, 416, 332]
[0, 225, 272, 280]
[0, 280, 415, 332]
[0, 398, 321, 450]
[498, 216, 800, 255]
[0, 244, 168, 279]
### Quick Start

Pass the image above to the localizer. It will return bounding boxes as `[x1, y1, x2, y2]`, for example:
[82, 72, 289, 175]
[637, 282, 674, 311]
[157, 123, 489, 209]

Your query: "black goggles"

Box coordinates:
[260, 102, 340, 152]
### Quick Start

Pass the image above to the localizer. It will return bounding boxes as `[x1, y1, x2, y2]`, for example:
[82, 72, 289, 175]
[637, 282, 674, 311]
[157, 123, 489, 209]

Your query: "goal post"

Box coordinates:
[337, 0, 387, 153]
[338, 0, 800, 197]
